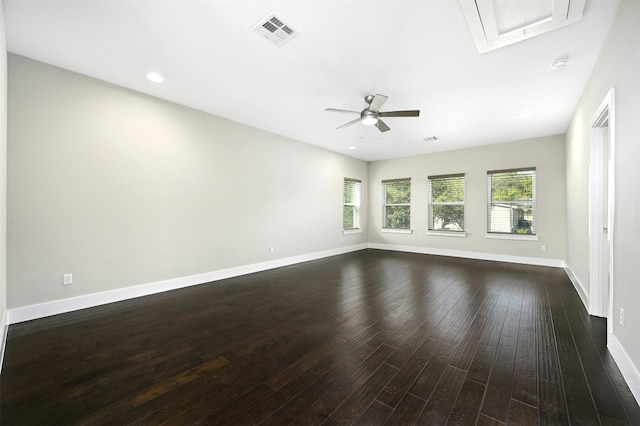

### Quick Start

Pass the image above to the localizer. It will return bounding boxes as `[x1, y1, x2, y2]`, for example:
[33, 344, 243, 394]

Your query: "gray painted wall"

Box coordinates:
[566, 0, 640, 377]
[6, 53, 569, 311]
[7, 54, 368, 308]
[368, 135, 566, 262]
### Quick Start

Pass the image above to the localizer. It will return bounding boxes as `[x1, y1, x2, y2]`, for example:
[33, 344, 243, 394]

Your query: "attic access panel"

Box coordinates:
[459, 0, 586, 54]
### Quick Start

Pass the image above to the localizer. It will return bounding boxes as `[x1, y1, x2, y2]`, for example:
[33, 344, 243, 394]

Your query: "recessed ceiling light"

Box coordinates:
[348, 146, 356, 150]
[146, 72, 164, 83]
[518, 111, 533, 119]
[551, 58, 568, 70]
[423, 136, 439, 142]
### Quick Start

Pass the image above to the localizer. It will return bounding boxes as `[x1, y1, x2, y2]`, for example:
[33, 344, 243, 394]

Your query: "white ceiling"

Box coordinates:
[4, 0, 620, 161]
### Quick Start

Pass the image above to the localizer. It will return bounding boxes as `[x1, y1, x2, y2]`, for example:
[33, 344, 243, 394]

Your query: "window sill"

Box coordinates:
[485, 233, 538, 241]
[343, 229, 362, 235]
[427, 231, 467, 238]
[381, 228, 413, 234]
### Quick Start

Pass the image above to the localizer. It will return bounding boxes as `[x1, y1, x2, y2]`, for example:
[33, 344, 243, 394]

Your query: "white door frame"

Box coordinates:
[588, 89, 615, 334]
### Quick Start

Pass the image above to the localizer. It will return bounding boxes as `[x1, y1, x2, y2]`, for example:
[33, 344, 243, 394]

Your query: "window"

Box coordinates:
[382, 178, 411, 229]
[428, 174, 465, 232]
[487, 168, 536, 234]
[343, 178, 361, 230]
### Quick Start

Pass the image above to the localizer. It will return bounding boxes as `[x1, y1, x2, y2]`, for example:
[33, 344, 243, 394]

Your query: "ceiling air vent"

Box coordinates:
[253, 13, 299, 47]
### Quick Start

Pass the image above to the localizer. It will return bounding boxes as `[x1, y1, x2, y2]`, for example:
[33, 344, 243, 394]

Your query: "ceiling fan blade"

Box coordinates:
[325, 108, 360, 114]
[337, 117, 363, 130]
[376, 119, 391, 132]
[379, 110, 421, 117]
[368, 94, 388, 112]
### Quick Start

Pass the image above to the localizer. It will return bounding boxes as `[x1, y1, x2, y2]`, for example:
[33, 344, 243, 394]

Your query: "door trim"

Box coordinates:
[588, 89, 615, 334]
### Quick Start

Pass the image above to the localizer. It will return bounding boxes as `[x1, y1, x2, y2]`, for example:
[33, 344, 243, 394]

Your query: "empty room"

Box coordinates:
[0, 0, 639, 424]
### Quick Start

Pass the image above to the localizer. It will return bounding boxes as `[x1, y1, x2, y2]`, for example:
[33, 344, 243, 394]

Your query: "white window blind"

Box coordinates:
[382, 178, 411, 229]
[428, 174, 465, 232]
[343, 178, 361, 230]
[487, 168, 536, 234]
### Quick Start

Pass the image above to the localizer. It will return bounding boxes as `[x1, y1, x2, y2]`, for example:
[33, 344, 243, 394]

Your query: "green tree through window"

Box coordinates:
[429, 174, 464, 231]
[343, 178, 361, 230]
[487, 168, 536, 234]
[382, 179, 411, 229]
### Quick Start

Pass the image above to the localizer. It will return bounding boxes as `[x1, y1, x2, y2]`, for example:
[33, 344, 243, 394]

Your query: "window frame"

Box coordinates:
[343, 178, 362, 232]
[381, 178, 412, 231]
[427, 173, 465, 233]
[486, 167, 537, 236]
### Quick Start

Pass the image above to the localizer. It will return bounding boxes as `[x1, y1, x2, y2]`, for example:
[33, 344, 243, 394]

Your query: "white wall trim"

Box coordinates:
[8, 242, 637, 408]
[485, 233, 538, 241]
[426, 231, 467, 238]
[608, 334, 640, 405]
[380, 228, 413, 234]
[367, 243, 565, 268]
[588, 88, 616, 320]
[7, 244, 368, 324]
[0, 310, 8, 371]
[342, 229, 362, 235]
[564, 266, 589, 311]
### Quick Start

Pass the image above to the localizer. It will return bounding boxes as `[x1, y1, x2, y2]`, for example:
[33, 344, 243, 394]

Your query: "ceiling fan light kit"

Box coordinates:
[361, 111, 378, 126]
[326, 94, 420, 133]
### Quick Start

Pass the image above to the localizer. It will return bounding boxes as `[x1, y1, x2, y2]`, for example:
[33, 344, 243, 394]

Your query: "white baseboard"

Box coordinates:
[367, 243, 566, 268]
[564, 266, 589, 311]
[0, 309, 7, 371]
[8, 244, 368, 324]
[6, 243, 638, 408]
[5, 244, 563, 324]
[608, 334, 640, 405]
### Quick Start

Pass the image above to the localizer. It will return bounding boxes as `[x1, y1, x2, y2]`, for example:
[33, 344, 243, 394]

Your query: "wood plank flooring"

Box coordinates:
[2, 249, 639, 425]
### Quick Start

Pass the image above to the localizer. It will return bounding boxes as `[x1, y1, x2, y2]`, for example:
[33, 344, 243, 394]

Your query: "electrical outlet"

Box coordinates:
[63, 273, 73, 286]
[620, 308, 625, 326]
[269, 246, 275, 254]
[412, 236, 417, 242]
[541, 245, 547, 252]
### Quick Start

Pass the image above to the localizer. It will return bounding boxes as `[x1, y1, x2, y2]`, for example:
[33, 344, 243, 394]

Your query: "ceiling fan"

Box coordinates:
[326, 94, 420, 133]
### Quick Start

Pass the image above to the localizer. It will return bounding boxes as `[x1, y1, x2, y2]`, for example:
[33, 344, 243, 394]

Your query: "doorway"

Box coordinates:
[588, 89, 615, 335]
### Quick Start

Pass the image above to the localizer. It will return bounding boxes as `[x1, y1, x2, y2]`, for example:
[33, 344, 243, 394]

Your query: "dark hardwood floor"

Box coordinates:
[2, 249, 639, 425]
